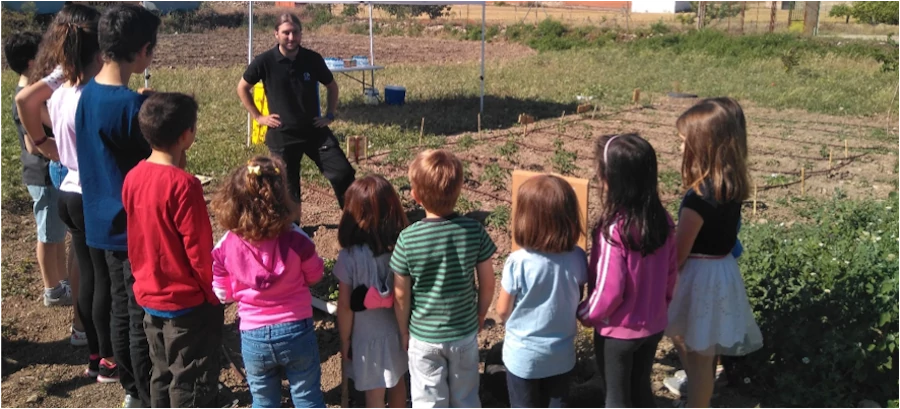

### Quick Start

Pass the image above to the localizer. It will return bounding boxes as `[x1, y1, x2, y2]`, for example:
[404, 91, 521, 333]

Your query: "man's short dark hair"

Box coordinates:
[3, 32, 42, 75]
[139, 93, 198, 149]
[99, 4, 160, 63]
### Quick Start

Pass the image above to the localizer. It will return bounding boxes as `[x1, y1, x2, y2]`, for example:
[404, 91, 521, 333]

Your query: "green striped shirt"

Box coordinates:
[390, 214, 497, 343]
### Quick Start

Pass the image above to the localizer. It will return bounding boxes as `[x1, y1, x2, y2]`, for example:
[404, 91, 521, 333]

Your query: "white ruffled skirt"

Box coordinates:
[666, 255, 763, 356]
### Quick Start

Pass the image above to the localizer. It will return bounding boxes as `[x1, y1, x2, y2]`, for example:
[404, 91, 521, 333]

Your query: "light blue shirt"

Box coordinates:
[501, 248, 587, 379]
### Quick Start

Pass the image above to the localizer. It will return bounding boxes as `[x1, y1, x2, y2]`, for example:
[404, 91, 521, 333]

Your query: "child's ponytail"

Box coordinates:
[29, 4, 100, 84]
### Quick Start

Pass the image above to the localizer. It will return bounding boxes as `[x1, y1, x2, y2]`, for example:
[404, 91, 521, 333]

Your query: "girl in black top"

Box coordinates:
[665, 97, 763, 408]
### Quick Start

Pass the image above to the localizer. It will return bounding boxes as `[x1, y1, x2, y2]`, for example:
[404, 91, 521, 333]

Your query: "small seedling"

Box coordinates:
[386, 148, 413, 167]
[481, 163, 509, 191]
[486, 204, 511, 231]
[461, 161, 473, 182]
[456, 195, 482, 215]
[495, 138, 519, 162]
[457, 133, 477, 150]
[550, 138, 578, 175]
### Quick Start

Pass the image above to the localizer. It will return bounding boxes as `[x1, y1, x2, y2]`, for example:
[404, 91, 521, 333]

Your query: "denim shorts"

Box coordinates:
[26, 184, 67, 244]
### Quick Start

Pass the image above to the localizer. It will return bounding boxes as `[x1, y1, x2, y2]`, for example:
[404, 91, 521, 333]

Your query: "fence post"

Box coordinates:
[740, 2, 746, 34]
[696, 1, 706, 30]
[768, 1, 777, 33]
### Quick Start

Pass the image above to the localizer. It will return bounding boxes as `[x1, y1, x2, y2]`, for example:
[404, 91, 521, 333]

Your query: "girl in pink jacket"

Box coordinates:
[211, 156, 325, 408]
[578, 133, 678, 408]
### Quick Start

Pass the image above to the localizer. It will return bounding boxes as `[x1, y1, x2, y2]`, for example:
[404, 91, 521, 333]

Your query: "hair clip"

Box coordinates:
[273, 167, 280, 175]
[247, 164, 261, 175]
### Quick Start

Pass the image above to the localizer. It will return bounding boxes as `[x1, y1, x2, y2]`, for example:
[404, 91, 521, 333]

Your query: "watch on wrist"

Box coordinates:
[326, 112, 335, 121]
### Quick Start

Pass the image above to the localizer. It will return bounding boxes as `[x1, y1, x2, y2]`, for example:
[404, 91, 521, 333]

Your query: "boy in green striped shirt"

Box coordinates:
[392, 149, 496, 407]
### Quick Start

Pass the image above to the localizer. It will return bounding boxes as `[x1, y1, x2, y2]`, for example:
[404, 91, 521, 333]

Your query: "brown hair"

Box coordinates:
[513, 174, 583, 253]
[29, 4, 101, 84]
[212, 155, 297, 242]
[138, 93, 198, 149]
[338, 175, 408, 256]
[408, 149, 463, 216]
[676, 97, 750, 203]
[275, 13, 302, 31]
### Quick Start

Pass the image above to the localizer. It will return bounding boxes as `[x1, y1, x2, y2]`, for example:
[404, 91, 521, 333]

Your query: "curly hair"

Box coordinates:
[212, 155, 298, 242]
[29, 4, 101, 84]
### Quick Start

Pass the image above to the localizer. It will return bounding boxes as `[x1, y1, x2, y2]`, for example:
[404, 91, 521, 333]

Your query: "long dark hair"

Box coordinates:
[338, 175, 408, 256]
[593, 133, 671, 255]
[29, 4, 101, 84]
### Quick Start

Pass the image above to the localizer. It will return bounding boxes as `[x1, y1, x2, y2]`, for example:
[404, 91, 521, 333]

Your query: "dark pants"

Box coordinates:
[101, 250, 151, 407]
[58, 191, 112, 358]
[506, 370, 571, 408]
[594, 331, 663, 408]
[144, 303, 224, 408]
[267, 126, 355, 209]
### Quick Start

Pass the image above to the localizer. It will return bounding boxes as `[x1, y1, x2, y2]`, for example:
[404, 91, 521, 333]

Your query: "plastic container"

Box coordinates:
[324, 57, 344, 70]
[384, 86, 406, 106]
[364, 88, 380, 106]
[352, 55, 369, 67]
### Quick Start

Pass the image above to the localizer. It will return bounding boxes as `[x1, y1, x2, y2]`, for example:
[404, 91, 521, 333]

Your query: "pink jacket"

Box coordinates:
[212, 226, 324, 331]
[577, 218, 678, 339]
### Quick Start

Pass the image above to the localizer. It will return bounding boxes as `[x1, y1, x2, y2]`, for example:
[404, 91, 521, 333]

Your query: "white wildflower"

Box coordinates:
[824, 289, 832, 294]
[819, 242, 824, 247]
[811, 273, 817, 277]
[743, 377, 751, 384]
[802, 357, 810, 364]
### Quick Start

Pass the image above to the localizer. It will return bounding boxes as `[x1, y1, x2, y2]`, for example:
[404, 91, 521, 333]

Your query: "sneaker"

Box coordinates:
[70, 326, 88, 347]
[122, 394, 141, 408]
[43, 284, 72, 307]
[97, 359, 119, 383]
[84, 355, 100, 377]
[664, 370, 689, 398]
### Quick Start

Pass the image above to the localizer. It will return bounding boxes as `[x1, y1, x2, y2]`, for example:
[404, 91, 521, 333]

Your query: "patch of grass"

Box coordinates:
[658, 170, 681, 193]
[456, 195, 482, 215]
[765, 173, 797, 186]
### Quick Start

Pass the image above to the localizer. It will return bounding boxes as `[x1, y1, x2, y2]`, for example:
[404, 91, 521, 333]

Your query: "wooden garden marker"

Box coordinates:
[576, 103, 592, 114]
[511, 170, 589, 251]
[419, 117, 425, 146]
[632, 88, 641, 104]
[522, 123, 528, 138]
[753, 182, 758, 217]
[363, 135, 368, 162]
[800, 168, 806, 196]
[845, 140, 849, 158]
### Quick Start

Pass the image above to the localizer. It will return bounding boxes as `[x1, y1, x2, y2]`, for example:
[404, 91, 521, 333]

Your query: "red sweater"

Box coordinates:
[122, 160, 218, 311]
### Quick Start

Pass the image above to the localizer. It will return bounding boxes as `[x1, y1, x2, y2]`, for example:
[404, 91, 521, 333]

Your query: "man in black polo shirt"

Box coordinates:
[237, 13, 355, 209]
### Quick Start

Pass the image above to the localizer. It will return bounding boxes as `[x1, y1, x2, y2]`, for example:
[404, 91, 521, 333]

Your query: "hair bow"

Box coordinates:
[247, 164, 261, 175]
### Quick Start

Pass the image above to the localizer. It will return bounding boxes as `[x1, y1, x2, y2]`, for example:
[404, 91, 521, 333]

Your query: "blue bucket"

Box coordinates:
[384, 86, 406, 106]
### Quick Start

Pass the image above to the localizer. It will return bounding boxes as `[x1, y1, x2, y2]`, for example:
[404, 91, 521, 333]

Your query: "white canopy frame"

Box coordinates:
[245, 1, 486, 145]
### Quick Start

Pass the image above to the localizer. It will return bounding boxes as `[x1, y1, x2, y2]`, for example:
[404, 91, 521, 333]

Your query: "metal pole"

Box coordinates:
[247, 0, 253, 147]
[368, 3, 374, 65]
[142, 1, 150, 88]
[480, 2, 485, 114]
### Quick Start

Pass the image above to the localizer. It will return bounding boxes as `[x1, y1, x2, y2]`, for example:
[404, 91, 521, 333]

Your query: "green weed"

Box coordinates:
[480, 163, 509, 191]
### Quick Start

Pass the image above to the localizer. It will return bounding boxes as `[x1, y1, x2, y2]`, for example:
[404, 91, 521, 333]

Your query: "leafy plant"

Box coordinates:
[456, 195, 482, 215]
[375, 4, 450, 19]
[486, 205, 511, 231]
[386, 148, 413, 167]
[550, 138, 578, 175]
[456, 133, 477, 151]
[736, 194, 899, 407]
[341, 4, 360, 17]
[650, 19, 671, 35]
[829, 4, 853, 24]
[480, 163, 509, 191]
[495, 138, 519, 162]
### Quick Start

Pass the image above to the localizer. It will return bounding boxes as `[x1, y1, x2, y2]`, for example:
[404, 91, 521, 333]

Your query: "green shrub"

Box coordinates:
[341, 4, 360, 18]
[736, 194, 899, 407]
[650, 19, 671, 35]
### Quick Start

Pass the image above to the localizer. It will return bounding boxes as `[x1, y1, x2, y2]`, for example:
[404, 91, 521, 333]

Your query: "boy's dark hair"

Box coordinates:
[99, 4, 161, 63]
[138, 93, 198, 149]
[3, 32, 42, 75]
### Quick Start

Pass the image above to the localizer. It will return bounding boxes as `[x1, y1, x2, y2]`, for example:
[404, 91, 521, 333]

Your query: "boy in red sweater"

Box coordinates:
[122, 92, 222, 408]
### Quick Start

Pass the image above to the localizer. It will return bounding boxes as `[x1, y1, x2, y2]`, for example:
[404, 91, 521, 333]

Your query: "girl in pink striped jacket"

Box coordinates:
[578, 133, 678, 408]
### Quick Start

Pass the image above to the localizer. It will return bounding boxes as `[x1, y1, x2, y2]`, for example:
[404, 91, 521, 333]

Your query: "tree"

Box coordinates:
[849, 1, 898, 25]
[828, 4, 852, 24]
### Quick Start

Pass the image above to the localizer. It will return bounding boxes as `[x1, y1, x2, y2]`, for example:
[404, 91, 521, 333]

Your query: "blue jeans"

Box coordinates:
[506, 370, 571, 408]
[240, 319, 324, 408]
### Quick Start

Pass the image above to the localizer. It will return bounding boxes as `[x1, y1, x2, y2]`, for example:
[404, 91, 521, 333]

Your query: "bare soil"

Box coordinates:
[2, 32, 897, 408]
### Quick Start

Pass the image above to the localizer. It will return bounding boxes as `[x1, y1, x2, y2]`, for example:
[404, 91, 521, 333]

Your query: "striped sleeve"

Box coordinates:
[390, 232, 410, 276]
[577, 224, 627, 324]
[477, 225, 497, 263]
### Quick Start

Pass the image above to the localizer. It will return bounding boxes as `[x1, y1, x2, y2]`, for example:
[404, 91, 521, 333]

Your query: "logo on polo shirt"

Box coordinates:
[304, 72, 311, 81]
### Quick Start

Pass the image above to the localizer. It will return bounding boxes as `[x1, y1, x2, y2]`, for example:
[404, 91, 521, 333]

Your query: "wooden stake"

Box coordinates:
[753, 182, 758, 217]
[800, 168, 806, 196]
[363, 136, 368, 162]
[844, 140, 849, 158]
[632, 88, 641, 104]
[477, 113, 482, 135]
[591, 104, 598, 119]
[419, 117, 425, 146]
[522, 123, 527, 138]
[829, 148, 833, 168]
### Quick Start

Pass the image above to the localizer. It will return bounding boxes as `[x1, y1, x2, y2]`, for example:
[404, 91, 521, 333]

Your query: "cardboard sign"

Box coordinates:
[510, 170, 590, 252]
